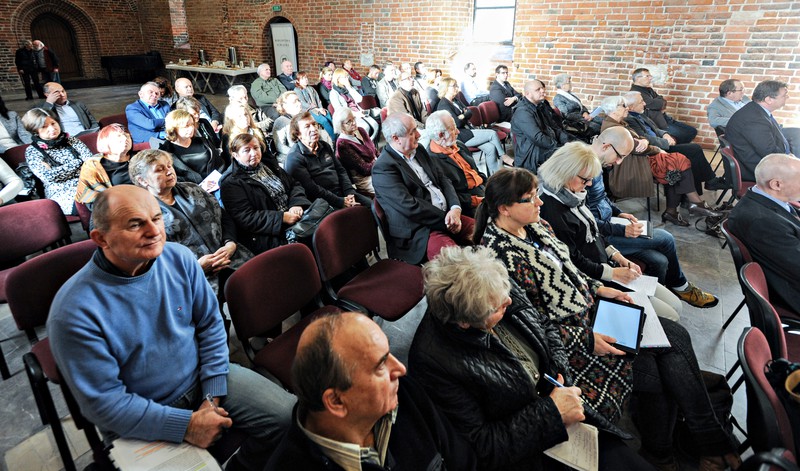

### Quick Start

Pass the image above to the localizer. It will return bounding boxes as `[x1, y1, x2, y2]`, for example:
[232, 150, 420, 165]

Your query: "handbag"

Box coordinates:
[607, 153, 656, 199]
[285, 198, 335, 244]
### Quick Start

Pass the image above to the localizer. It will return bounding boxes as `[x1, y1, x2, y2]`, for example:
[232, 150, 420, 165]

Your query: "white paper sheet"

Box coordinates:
[109, 438, 222, 471]
[617, 274, 659, 297]
[628, 291, 671, 348]
[201, 170, 222, 193]
[544, 422, 599, 471]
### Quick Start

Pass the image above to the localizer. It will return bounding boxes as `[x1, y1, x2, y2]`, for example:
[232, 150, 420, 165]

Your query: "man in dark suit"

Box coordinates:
[726, 80, 793, 182]
[42, 82, 100, 137]
[630, 68, 697, 144]
[489, 65, 521, 122]
[511, 80, 574, 172]
[728, 153, 800, 313]
[372, 113, 473, 265]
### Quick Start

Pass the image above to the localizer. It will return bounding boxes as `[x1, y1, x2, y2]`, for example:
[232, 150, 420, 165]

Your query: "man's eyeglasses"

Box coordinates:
[607, 142, 626, 161]
[618, 102, 628, 108]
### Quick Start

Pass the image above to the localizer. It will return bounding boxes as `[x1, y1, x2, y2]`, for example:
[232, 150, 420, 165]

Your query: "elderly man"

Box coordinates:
[276, 60, 296, 91]
[361, 65, 381, 98]
[41, 82, 99, 137]
[707, 79, 750, 130]
[174, 77, 222, 130]
[511, 80, 574, 172]
[32, 40, 59, 83]
[630, 68, 697, 144]
[126, 81, 171, 144]
[489, 64, 521, 122]
[372, 113, 474, 265]
[227, 84, 272, 133]
[48, 185, 294, 471]
[586, 127, 720, 308]
[15, 40, 44, 100]
[726, 80, 795, 182]
[251, 63, 286, 119]
[376, 62, 399, 108]
[265, 312, 476, 471]
[388, 71, 428, 129]
[461, 62, 490, 105]
[728, 154, 800, 313]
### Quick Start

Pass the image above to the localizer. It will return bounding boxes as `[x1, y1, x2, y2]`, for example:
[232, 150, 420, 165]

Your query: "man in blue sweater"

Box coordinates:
[47, 185, 294, 470]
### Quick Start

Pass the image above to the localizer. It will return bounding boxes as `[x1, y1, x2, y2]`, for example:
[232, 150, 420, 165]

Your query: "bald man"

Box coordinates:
[266, 312, 476, 470]
[48, 185, 293, 470]
[728, 154, 800, 313]
[174, 77, 222, 130]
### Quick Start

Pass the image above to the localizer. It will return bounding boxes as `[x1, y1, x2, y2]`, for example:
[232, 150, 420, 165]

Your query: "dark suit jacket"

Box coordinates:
[727, 190, 800, 311]
[511, 98, 572, 172]
[41, 101, 99, 135]
[372, 144, 460, 264]
[436, 97, 474, 142]
[725, 101, 790, 182]
[489, 80, 521, 122]
[630, 84, 669, 129]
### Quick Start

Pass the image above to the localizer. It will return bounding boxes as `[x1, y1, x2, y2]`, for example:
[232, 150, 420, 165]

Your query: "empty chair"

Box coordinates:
[98, 113, 128, 129]
[360, 94, 379, 110]
[2, 143, 30, 168]
[313, 206, 424, 321]
[716, 146, 755, 206]
[224, 243, 339, 390]
[76, 132, 100, 155]
[478, 100, 511, 134]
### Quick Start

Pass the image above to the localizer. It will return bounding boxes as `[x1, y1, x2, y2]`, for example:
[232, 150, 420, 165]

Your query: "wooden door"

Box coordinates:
[31, 14, 81, 78]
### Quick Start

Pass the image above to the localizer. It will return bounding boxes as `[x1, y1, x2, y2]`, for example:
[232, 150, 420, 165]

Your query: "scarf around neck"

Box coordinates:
[540, 182, 598, 244]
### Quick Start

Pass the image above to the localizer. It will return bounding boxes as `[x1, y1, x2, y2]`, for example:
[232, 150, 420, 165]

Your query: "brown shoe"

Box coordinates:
[671, 282, 720, 308]
[662, 210, 689, 227]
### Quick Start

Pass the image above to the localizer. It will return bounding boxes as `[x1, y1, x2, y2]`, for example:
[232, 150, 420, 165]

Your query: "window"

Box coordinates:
[473, 0, 516, 44]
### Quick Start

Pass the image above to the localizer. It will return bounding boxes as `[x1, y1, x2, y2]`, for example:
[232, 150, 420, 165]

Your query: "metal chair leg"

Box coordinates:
[722, 299, 746, 330]
[0, 342, 10, 380]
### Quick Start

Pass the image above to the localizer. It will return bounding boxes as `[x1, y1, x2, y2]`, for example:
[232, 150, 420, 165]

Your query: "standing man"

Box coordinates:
[376, 62, 399, 108]
[48, 185, 294, 471]
[126, 81, 172, 144]
[251, 63, 286, 120]
[707, 79, 750, 130]
[630, 68, 697, 144]
[489, 64, 521, 123]
[277, 60, 297, 91]
[728, 154, 800, 313]
[32, 40, 59, 82]
[461, 62, 490, 105]
[41, 82, 100, 137]
[511, 80, 573, 172]
[15, 40, 44, 100]
[174, 77, 222, 131]
[266, 312, 476, 470]
[725, 80, 793, 182]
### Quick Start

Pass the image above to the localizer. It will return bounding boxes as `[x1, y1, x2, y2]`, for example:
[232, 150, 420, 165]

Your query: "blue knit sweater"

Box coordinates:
[47, 243, 228, 443]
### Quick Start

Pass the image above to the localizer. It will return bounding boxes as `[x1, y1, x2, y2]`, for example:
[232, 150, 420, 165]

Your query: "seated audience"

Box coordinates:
[47, 185, 294, 470]
[552, 73, 602, 135]
[360, 64, 381, 97]
[0, 159, 23, 206]
[294, 71, 334, 138]
[251, 63, 286, 119]
[388, 71, 428, 130]
[333, 108, 377, 197]
[437, 77, 509, 174]
[630, 68, 697, 144]
[409, 245, 651, 471]
[476, 168, 741, 470]
[707, 78, 749, 130]
[220, 133, 309, 254]
[489, 64, 521, 122]
[623, 91, 724, 192]
[600, 96, 721, 226]
[22, 108, 91, 215]
[376, 62, 399, 108]
[317, 66, 334, 107]
[329, 68, 380, 141]
[159, 110, 224, 186]
[725, 80, 794, 182]
[728, 153, 800, 314]
[286, 111, 369, 208]
[585, 127, 720, 308]
[41, 82, 99, 137]
[174, 96, 221, 149]
[130, 149, 251, 295]
[425, 68, 443, 109]
[153, 76, 176, 105]
[265, 311, 477, 471]
[342, 59, 362, 89]
[413, 61, 429, 95]
[276, 59, 296, 91]
[461, 62, 490, 105]
[511, 80, 574, 172]
[174, 77, 222, 131]
[75, 124, 133, 206]
[226, 84, 272, 134]
[372, 113, 474, 264]
[126, 81, 171, 144]
[221, 103, 267, 166]
[273, 91, 306, 166]
[0, 95, 32, 153]
[425, 111, 486, 217]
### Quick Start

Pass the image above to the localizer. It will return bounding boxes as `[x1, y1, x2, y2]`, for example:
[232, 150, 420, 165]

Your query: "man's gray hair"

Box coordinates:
[553, 73, 571, 89]
[599, 95, 626, 115]
[631, 68, 649, 83]
[755, 153, 797, 187]
[139, 81, 160, 93]
[381, 112, 414, 141]
[622, 91, 642, 107]
[425, 110, 452, 140]
[227, 84, 247, 98]
[257, 63, 270, 75]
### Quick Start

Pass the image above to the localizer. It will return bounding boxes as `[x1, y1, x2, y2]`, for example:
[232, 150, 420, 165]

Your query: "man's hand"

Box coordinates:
[663, 133, 676, 147]
[618, 213, 638, 223]
[503, 97, 517, 107]
[634, 139, 649, 153]
[624, 221, 644, 238]
[582, 112, 591, 121]
[343, 194, 359, 207]
[185, 406, 232, 448]
[444, 208, 462, 234]
[45, 92, 59, 105]
[549, 374, 585, 426]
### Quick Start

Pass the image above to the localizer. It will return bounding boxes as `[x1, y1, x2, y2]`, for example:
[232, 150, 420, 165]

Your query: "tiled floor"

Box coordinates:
[0, 84, 749, 470]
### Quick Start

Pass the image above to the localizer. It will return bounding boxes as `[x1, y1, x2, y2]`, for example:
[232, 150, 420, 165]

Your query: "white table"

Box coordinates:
[166, 64, 258, 94]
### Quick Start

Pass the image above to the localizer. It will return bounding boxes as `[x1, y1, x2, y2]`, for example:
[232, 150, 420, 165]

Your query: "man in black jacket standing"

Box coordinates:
[630, 68, 697, 144]
[14, 40, 44, 100]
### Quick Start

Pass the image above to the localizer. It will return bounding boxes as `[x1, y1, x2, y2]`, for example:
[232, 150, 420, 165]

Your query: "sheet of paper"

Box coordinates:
[616, 274, 658, 297]
[201, 170, 222, 193]
[610, 217, 650, 237]
[544, 422, 599, 471]
[589, 106, 603, 119]
[109, 438, 222, 471]
[628, 291, 671, 348]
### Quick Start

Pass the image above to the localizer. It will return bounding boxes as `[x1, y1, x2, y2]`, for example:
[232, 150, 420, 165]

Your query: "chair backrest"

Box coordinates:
[721, 146, 754, 198]
[313, 206, 378, 282]
[225, 243, 323, 340]
[740, 262, 788, 359]
[0, 199, 71, 265]
[738, 327, 796, 455]
[360, 94, 379, 110]
[467, 106, 483, 128]
[77, 132, 99, 155]
[6, 239, 96, 336]
[721, 219, 753, 276]
[371, 197, 392, 244]
[3, 143, 30, 168]
[98, 113, 128, 129]
[478, 100, 501, 125]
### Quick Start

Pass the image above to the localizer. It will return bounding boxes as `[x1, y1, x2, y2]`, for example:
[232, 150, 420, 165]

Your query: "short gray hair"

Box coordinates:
[423, 246, 511, 326]
[128, 149, 173, 186]
[227, 84, 247, 98]
[755, 153, 797, 187]
[553, 73, 571, 89]
[622, 91, 642, 107]
[537, 141, 602, 190]
[21, 108, 57, 133]
[332, 107, 354, 134]
[257, 63, 271, 75]
[381, 112, 414, 141]
[424, 110, 452, 140]
[599, 95, 626, 115]
[139, 81, 160, 93]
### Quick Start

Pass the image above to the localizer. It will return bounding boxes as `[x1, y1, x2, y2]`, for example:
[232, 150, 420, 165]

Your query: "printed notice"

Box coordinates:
[109, 438, 222, 471]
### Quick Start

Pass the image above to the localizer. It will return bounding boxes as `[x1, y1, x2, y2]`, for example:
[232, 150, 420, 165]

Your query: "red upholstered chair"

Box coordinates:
[737, 449, 797, 471]
[720, 219, 752, 330]
[716, 146, 755, 206]
[478, 100, 511, 134]
[360, 94, 379, 110]
[2, 143, 30, 168]
[77, 132, 99, 155]
[98, 113, 128, 128]
[740, 263, 800, 361]
[313, 206, 424, 321]
[738, 327, 796, 456]
[467, 105, 483, 128]
[224, 243, 339, 390]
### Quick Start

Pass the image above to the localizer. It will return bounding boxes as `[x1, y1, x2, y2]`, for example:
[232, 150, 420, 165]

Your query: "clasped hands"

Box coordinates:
[185, 397, 232, 448]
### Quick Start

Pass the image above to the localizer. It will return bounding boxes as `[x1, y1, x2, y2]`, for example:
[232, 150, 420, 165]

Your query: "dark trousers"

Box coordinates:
[19, 70, 44, 99]
[669, 143, 715, 194]
[666, 117, 698, 144]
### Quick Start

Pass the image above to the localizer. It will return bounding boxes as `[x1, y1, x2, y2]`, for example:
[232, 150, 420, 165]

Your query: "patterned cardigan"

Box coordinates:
[482, 221, 634, 423]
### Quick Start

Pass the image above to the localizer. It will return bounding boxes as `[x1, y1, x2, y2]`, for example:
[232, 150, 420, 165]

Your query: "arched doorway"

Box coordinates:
[30, 13, 82, 79]
[263, 17, 299, 73]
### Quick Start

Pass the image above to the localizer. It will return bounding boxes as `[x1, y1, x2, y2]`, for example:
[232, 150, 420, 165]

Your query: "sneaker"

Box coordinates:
[672, 282, 719, 308]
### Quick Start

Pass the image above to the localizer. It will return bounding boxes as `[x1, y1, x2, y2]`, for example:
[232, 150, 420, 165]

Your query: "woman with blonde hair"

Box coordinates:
[328, 68, 380, 141]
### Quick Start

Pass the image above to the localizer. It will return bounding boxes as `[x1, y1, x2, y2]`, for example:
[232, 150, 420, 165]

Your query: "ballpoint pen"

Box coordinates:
[544, 373, 585, 404]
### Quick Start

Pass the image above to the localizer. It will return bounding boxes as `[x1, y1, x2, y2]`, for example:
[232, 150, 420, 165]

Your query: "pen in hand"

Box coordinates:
[544, 373, 585, 404]
[205, 393, 221, 415]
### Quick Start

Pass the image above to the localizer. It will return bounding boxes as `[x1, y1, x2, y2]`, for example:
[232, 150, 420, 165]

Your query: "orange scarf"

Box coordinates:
[430, 141, 483, 190]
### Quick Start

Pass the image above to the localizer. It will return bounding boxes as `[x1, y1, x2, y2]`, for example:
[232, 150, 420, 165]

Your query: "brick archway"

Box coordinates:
[261, 15, 299, 73]
[11, 0, 103, 79]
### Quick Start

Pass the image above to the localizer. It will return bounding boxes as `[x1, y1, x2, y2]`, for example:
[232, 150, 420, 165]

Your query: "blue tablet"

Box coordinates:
[591, 298, 646, 354]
